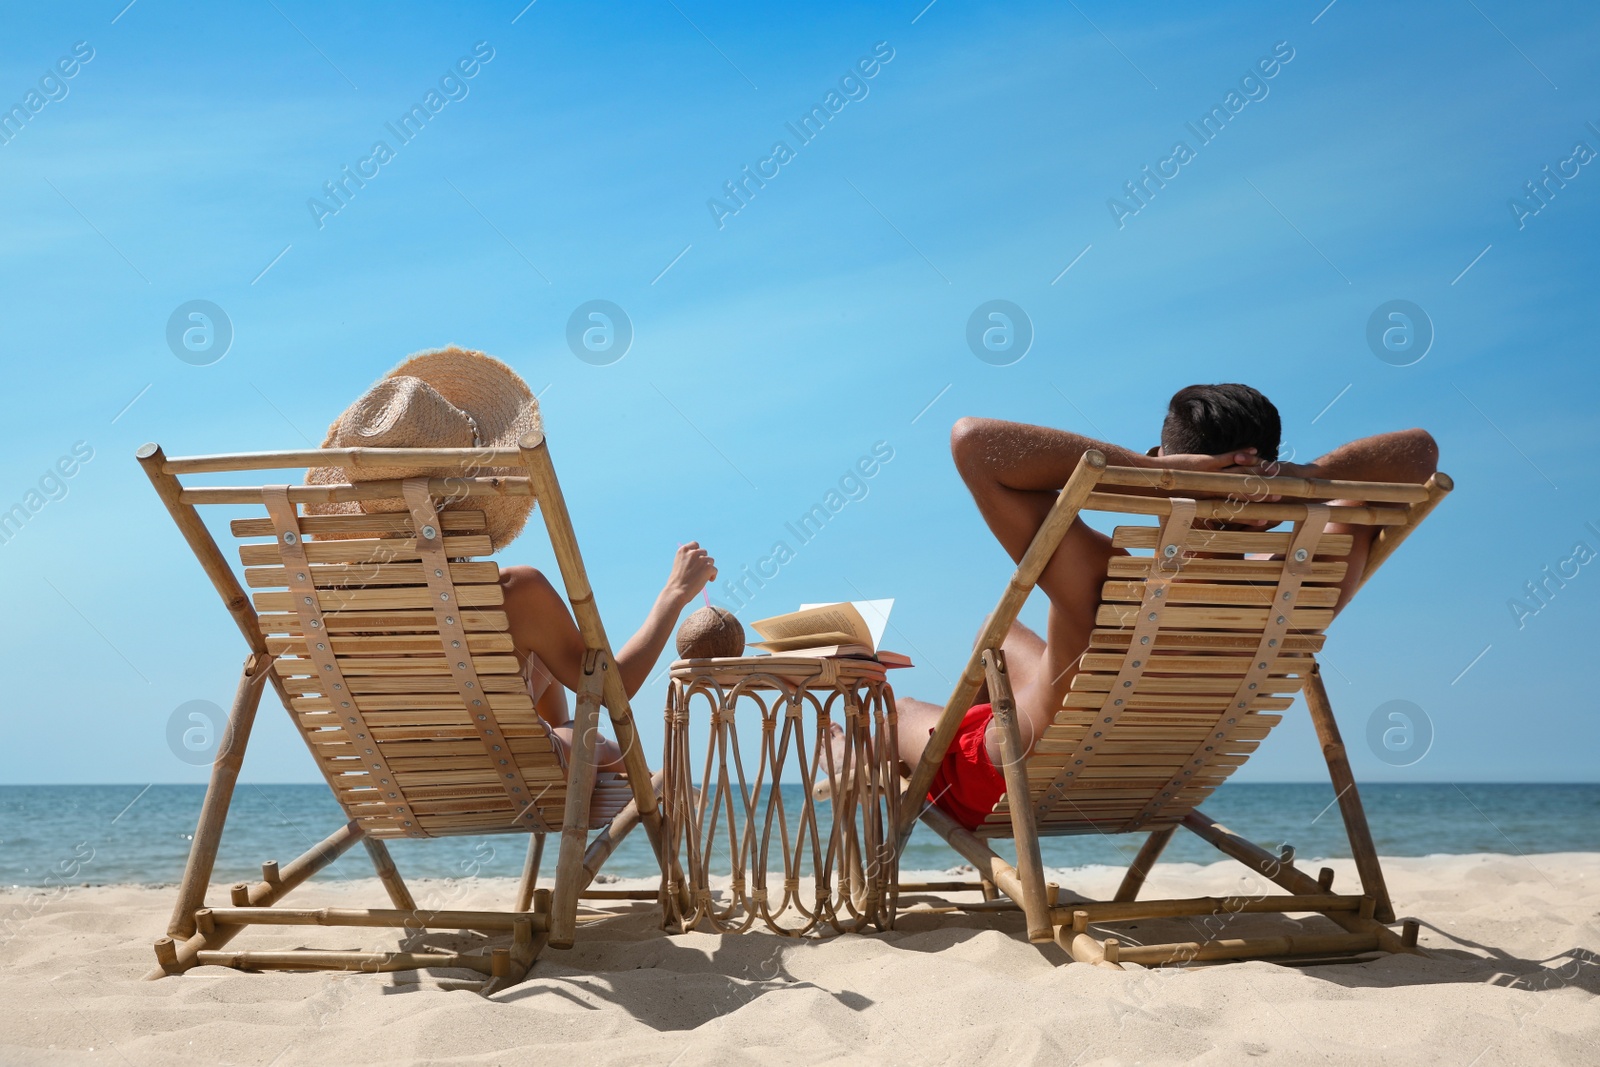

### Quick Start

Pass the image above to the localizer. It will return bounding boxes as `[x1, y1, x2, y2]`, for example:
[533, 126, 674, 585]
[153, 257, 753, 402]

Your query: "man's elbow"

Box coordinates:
[1411, 427, 1439, 463]
[950, 416, 984, 449]
[1403, 428, 1440, 480]
[949, 416, 988, 475]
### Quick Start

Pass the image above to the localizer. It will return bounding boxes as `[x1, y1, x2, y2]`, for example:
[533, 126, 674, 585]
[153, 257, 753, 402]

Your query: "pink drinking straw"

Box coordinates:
[679, 543, 712, 608]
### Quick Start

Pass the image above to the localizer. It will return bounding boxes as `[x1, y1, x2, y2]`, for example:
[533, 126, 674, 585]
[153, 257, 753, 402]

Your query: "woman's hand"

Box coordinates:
[662, 541, 718, 609]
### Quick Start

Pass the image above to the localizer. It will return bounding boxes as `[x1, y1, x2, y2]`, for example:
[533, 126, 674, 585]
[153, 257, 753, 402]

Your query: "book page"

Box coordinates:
[750, 602, 868, 645]
[752, 599, 894, 652]
[803, 599, 893, 650]
[752, 642, 872, 658]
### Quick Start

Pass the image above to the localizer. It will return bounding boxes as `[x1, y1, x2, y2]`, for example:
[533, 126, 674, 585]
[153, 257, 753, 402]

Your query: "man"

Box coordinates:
[891, 383, 1439, 829]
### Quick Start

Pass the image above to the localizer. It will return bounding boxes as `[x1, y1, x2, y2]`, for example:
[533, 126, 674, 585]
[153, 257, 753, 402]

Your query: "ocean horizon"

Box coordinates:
[4, 782, 1595, 889]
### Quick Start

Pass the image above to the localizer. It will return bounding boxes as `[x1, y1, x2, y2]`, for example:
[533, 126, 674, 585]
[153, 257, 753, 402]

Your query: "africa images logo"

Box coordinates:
[306, 42, 496, 229]
[0, 41, 94, 148]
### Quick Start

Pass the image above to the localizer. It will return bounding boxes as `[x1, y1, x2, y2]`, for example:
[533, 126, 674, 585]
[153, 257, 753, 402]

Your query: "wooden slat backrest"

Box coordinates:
[139, 440, 652, 860]
[178, 470, 628, 841]
[975, 470, 1426, 840]
[241, 491, 590, 840]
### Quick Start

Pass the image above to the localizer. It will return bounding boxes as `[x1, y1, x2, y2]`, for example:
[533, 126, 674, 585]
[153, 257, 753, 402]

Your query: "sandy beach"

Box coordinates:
[3, 852, 1595, 1066]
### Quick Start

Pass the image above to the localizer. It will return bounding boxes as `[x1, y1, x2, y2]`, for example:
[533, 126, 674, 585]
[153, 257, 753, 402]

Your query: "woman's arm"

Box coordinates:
[501, 543, 718, 708]
[612, 541, 717, 698]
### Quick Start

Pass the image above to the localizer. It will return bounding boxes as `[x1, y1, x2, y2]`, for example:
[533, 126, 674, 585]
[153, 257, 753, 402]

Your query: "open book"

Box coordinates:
[748, 599, 911, 667]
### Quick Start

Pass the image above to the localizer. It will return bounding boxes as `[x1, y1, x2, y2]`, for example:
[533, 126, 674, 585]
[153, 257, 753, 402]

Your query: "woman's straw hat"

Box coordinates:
[305, 346, 540, 550]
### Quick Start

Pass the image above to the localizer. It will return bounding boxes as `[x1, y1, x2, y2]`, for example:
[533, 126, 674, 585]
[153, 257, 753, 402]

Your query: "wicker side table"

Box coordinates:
[661, 655, 901, 937]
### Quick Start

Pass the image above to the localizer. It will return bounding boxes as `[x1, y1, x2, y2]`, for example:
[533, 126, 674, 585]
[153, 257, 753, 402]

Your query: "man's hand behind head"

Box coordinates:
[1147, 447, 1285, 530]
[1152, 446, 1263, 473]
[1232, 458, 1323, 482]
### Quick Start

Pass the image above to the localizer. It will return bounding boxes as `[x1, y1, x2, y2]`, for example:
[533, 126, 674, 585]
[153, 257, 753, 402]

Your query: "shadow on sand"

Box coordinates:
[343, 898, 1598, 1033]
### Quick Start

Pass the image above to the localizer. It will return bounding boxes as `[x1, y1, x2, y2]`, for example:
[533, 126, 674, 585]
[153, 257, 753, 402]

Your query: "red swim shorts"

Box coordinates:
[927, 703, 1007, 831]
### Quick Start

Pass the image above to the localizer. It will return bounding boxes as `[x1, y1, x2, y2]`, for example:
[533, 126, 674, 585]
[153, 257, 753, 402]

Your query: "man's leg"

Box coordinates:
[891, 620, 1054, 775]
[814, 619, 1052, 802]
[894, 419, 1257, 807]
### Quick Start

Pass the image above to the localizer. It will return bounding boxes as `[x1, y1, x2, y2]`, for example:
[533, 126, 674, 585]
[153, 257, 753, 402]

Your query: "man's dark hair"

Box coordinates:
[1161, 384, 1281, 461]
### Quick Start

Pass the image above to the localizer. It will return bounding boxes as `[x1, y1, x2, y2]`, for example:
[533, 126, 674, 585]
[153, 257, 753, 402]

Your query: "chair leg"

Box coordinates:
[581, 770, 662, 886]
[362, 839, 416, 912]
[1181, 809, 1415, 955]
[519, 435, 671, 877]
[984, 649, 1052, 943]
[549, 654, 605, 948]
[166, 652, 273, 939]
[1114, 827, 1176, 902]
[1303, 661, 1395, 922]
[515, 833, 546, 912]
[481, 892, 552, 995]
[919, 804, 1073, 952]
[148, 819, 366, 979]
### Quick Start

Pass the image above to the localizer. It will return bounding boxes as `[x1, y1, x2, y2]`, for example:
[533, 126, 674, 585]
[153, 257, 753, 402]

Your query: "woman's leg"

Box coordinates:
[500, 565, 588, 704]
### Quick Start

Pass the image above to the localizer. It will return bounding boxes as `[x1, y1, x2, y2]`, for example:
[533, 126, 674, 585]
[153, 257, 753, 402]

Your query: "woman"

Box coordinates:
[307, 345, 717, 774]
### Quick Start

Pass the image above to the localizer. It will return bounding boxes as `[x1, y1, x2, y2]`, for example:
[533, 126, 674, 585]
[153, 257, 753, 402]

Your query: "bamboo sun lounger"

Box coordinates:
[138, 434, 668, 990]
[895, 452, 1452, 967]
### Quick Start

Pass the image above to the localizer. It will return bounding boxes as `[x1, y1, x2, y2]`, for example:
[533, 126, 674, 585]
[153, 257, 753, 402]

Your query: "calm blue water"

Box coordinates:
[1, 783, 1595, 888]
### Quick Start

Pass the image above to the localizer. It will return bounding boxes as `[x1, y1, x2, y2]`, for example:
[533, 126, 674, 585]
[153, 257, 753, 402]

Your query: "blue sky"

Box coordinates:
[1, 0, 1595, 785]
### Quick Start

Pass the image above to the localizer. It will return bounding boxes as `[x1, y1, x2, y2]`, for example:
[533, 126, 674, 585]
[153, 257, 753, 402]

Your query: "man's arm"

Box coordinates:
[950, 417, 1257, 607]
[1249, 429, 1440, 610]
[1266, 428, 1439, 487]
[950, 417, 1260, 557]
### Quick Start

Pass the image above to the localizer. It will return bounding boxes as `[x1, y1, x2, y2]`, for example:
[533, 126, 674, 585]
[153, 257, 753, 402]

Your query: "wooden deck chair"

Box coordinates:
[138, 432, 670, 990]
[894, 451, 1452, 967]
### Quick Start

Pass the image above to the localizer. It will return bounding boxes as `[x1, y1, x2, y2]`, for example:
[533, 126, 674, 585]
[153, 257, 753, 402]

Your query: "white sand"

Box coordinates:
[2, 853, 1596, 1066]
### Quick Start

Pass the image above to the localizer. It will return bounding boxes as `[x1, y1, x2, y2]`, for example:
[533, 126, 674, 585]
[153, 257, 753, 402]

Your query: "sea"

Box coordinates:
[3, 783, 1595, 889]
